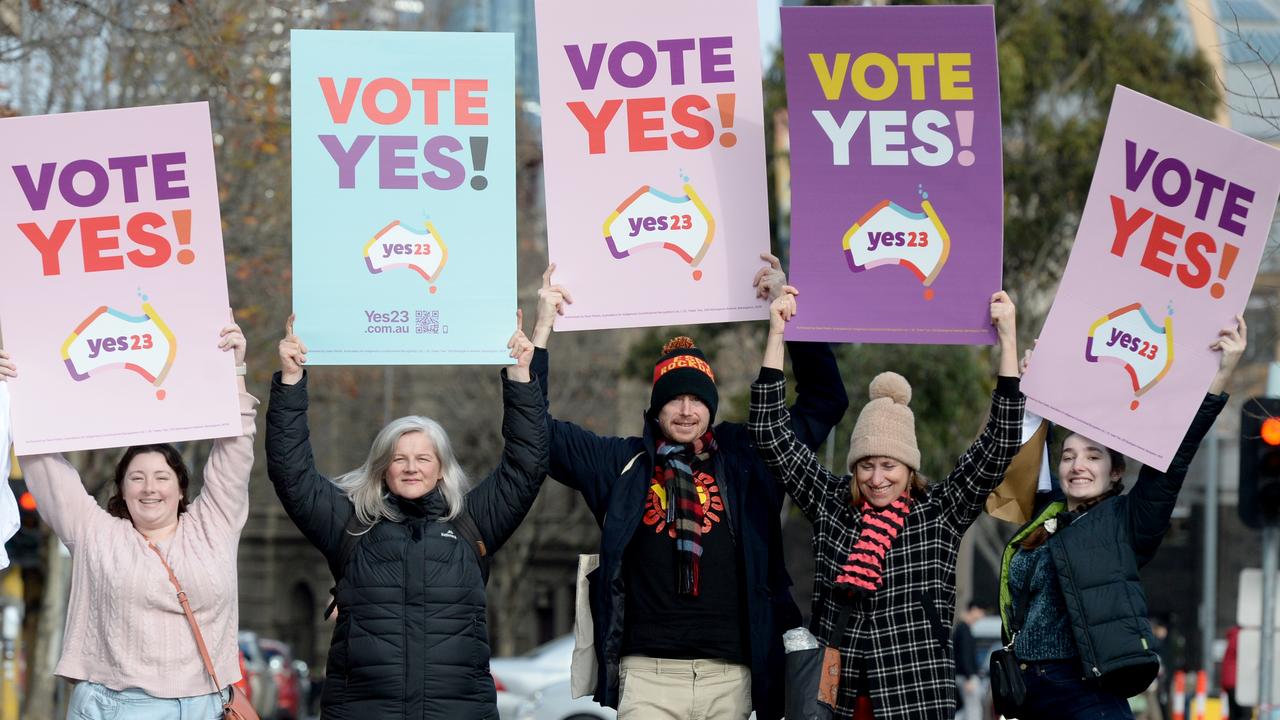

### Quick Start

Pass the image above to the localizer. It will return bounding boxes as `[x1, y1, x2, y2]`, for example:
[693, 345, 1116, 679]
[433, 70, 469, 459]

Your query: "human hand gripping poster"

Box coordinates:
[535, 0, 770, 330]
[0, 103, 240, 454]
[1022, 87, 1280, 471]
[291, 30, 515, 364]
[781, 5, 1002, 344]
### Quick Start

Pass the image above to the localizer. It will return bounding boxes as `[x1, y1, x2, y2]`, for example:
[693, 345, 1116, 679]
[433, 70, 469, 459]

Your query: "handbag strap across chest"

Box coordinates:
[147, 541, 223, 692]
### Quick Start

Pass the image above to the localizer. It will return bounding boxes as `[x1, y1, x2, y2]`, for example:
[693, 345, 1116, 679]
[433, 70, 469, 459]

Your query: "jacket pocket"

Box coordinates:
[917, 590, 950, 651]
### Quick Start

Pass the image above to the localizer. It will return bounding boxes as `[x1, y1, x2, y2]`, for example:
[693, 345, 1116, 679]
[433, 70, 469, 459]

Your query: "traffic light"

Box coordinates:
[1239, 397, 1280, 529]
[3, 477, 40, 568]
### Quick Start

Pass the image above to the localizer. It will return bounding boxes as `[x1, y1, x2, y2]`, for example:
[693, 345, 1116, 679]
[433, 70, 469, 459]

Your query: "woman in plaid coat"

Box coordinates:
[749, 287, 1024, 719]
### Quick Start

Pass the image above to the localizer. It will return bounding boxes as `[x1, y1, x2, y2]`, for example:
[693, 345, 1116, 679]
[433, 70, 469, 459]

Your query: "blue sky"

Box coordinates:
[758, 0, 782, 62]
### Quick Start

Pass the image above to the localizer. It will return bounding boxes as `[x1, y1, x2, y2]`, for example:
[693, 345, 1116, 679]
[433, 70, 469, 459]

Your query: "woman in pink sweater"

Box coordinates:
[0, 323, 256, 719]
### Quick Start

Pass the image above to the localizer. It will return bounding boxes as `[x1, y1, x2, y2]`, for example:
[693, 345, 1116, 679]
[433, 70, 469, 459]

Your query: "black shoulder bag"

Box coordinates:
[989, 583, 1033, 716]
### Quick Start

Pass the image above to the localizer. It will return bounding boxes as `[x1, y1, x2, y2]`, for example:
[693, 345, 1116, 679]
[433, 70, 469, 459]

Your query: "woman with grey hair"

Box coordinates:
[265, 313, 547, 720]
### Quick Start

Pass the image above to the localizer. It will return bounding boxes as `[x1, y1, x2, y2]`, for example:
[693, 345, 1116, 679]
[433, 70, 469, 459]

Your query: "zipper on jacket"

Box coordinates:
[1055, 538, 1102, 677]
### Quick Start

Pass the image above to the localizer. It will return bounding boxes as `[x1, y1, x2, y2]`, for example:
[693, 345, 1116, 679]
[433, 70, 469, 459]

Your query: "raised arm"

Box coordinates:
[187, 321, 259, 535]
[465, 314, 550, 552]
[265, 316, 353, 559]
[529, 266, 638, 519]
[753, 253, 848, 450]
[0, 350, 106, 550]
[752, 288, 847, 522]
[1128, 314, 1244, 564]
[935, 291, 1024, 533]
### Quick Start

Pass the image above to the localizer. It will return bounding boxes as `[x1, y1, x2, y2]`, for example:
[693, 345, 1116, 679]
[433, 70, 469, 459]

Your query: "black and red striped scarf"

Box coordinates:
[836, 495, 912, 596]
[653, 430, 717, 597]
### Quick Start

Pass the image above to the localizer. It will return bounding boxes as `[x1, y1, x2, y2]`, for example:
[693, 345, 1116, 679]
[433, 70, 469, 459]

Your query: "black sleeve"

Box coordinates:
[784, 341, 849, 451]
[265, 371, 355, 561]
[531, 346, 642, 521]
[1128, 392, 1227, 564]
[464, 370, 550, 554]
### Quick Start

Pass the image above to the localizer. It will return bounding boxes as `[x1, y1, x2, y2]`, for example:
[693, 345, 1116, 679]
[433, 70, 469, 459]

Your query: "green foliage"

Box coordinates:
[829, 343, 993, 480]
[996, 0, 1218, 304]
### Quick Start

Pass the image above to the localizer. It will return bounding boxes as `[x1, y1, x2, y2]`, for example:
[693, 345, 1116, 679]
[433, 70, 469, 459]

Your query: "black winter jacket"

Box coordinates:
[1000, 392, 1226, 698]
[265, 370, 548, 720]
[531, 342, 848, 719]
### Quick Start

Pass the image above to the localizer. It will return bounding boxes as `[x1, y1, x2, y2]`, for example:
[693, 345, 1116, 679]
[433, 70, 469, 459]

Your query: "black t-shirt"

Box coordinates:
[621, 465, 745, 663]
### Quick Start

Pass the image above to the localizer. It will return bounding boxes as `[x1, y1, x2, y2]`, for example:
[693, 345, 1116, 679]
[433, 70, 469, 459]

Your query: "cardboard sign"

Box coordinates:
[292, 29, 516, 364]
[536, 0, 770, 330]
[781, 5, 1003, 344]
[0, 103, 240, 453]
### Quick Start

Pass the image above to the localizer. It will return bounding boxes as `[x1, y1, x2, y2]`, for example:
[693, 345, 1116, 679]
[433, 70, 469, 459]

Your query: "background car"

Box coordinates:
[239, 630, 279, 719]
[234, 648, 253, 703]
[259, 637, 302, 720]
[492, 634, 578, 718]
[513, 678, 616, 720]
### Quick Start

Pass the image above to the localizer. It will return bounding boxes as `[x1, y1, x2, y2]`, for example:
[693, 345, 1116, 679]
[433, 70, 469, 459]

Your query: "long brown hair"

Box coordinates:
[106, 444, 192, 521]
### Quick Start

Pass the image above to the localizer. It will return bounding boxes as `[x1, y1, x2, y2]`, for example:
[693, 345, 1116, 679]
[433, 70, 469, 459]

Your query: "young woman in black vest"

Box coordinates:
[998, 315, 1245, 720]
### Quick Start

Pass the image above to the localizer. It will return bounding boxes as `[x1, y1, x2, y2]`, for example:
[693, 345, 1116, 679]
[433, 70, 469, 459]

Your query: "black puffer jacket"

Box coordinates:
[266, 370, 548, 720]
[1000, 392, 1226, 698]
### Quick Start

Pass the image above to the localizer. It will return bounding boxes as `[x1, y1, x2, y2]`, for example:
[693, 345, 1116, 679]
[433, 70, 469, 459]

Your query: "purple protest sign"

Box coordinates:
[781, 5, 1002, 344]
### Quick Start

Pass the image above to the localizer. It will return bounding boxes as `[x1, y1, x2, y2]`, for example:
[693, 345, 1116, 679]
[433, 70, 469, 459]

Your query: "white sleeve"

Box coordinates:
[0, 386, 22, 568]
[1020, 409, 1052, 493]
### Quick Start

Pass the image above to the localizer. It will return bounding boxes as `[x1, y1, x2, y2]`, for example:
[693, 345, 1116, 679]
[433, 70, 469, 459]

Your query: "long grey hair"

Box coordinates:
[333, 415, 470, 527]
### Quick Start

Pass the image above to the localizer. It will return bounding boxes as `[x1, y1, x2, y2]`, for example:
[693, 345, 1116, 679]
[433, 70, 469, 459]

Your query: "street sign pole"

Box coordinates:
[1263, 523, 1278, 713]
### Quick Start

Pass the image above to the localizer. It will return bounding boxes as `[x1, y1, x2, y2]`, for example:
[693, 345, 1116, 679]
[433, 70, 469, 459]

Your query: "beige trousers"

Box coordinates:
[617, 655, 752, 720]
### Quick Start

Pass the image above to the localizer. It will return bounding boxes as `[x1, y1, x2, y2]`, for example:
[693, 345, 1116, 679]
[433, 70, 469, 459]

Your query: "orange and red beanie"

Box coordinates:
[649, 336, 719, 423]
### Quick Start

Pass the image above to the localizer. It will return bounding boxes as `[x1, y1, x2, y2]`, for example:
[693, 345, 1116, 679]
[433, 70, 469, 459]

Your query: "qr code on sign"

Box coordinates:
[416, 310, 440, 334]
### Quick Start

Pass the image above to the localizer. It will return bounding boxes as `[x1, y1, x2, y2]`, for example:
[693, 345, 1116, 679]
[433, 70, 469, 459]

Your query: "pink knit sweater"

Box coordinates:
[21, 390, 257, 698]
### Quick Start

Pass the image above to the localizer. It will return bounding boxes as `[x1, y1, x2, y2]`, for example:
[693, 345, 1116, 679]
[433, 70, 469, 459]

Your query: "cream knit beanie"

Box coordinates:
[847, 372, 920, 471]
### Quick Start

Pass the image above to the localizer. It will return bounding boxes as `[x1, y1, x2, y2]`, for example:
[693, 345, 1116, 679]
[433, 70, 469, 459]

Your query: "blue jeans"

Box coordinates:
[68, 681, 227, 720]
[1016, 660, 1135, 720]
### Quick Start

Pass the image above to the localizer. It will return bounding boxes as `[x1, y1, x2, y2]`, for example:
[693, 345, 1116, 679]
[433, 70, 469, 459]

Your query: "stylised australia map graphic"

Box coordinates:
[1084, 302, 1174, 411]
[603, 181, 715, 281]
[61, 300, 177, 400]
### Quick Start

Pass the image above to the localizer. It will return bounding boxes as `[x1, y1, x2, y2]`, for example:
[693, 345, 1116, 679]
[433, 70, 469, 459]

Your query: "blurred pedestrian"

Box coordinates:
[953, 603, 987, 720]
[1223, 625, 1250, 719]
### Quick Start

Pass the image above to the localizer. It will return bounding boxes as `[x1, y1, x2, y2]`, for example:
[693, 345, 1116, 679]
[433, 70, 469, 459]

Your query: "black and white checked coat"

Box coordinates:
[750, 370, 1024, 720]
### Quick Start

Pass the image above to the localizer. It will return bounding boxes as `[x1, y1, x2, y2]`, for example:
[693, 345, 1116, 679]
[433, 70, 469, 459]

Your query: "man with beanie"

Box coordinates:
[529, 256, 848, 720]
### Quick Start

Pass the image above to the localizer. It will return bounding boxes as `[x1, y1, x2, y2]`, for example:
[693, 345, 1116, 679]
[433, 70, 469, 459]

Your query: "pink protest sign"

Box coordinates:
[0, 103, 240, 454]
[1022, 87, 1280, 471]
[535, 0, 769, 330]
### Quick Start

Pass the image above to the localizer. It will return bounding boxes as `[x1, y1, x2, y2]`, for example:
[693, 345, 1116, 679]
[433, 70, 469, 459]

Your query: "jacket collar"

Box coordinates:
[390, 488, 448, 520]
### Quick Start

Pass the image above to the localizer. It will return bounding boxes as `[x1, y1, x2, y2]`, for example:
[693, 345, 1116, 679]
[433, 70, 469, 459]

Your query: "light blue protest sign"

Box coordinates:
[291, 29, 515, 364]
